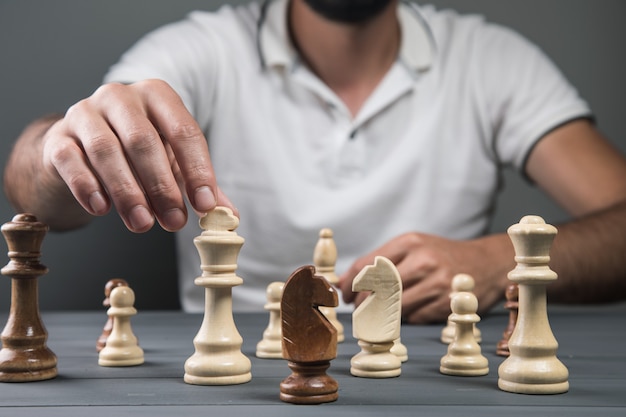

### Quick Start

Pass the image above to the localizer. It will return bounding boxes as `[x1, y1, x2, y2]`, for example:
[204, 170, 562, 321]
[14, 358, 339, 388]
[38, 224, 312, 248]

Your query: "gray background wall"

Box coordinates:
[1, 0, 624, 311]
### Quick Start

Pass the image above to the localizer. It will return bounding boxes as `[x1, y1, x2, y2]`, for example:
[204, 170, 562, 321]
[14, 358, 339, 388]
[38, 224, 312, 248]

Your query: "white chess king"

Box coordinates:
[184, 206, 252, 385]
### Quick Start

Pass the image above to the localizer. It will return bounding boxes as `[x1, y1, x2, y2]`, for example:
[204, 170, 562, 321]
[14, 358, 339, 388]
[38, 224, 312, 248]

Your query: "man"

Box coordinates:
[4, 0, 626, 322]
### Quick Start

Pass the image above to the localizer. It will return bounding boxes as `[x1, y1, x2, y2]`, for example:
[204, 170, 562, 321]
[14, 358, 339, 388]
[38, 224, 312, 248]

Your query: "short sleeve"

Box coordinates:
[471, 23, 592, 172]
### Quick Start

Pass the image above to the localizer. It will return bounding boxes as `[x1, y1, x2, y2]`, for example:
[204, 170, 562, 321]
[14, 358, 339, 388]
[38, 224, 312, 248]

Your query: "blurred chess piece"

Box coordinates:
[391, 338, 408, 362]
[441, 273, 482, 344]
[97, 278, 129, 352]
[496, 283, 519, 357]
[313, 228, 344, 343]
[256, 281, 284, 359]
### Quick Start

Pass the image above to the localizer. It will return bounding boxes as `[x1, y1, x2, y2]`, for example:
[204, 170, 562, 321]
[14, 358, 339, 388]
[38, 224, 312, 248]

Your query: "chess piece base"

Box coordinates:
[440, 359, 489, 377]
[184, 372, 252, 386]
[98, 353, 144, 367]
[496, 339, 510, 357]
[255, 340, 283, 359]
[498, 379, 569, 395]
[390, 338, 408, 362]
[350, 341, 401, 378]
[498, 357, 569, 394]
[280, 361, 338, 404]
[184, 353, 252, 386]
[0, 347, 57, 382]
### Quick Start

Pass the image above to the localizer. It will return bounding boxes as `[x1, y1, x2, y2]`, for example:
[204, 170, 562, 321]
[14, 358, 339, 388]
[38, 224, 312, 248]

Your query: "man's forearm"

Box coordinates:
[548, 200, 626, 303]
[3, 114, 92, 231]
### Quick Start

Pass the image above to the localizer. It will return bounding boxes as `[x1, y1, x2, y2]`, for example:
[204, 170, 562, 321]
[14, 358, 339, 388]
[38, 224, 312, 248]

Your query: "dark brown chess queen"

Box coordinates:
[0, 214, 57, 382]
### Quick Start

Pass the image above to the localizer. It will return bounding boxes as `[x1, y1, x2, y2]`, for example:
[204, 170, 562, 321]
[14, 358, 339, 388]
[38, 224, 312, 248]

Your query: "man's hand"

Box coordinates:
[338, 232, 513, 324]
[40, 79, 233, 232]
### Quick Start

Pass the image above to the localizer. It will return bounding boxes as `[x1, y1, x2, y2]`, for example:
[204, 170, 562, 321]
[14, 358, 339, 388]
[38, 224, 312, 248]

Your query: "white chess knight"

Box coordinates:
[184, 206, 252, 385]
[350, 256, 403, 378]
[98, 286, 144, 367]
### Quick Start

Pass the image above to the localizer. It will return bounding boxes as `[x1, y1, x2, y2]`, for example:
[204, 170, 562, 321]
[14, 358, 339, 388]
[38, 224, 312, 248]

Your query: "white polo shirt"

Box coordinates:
[104, 0, 591, 312]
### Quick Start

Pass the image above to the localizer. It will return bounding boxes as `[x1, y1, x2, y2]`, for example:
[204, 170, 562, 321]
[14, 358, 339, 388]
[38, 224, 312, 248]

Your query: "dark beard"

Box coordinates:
[301, 0, 395, 24]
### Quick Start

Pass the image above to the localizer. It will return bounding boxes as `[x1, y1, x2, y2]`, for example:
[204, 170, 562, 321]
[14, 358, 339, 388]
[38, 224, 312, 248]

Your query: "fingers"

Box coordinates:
[400, 274, 451, 324]
[44, 80, 227, 233]
[139, 81, 218, 215]
[43, 120, 112, 217]
[68, 82, 185, 232]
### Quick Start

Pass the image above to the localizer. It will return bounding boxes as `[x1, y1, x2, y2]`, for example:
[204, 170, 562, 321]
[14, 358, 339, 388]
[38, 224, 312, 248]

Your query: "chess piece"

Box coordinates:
[313, 228, 344, 343]
[256, 281, 284, 359]
[184, 207, 251, 385]
[280, 265, 339, 404]
[441, 273, 482, 344]
[496, 283, 519, 357]
[350, 256, 402, 378]
[0, 214, 57, 382]
[440, 292, 489, 376]
[498, 215, 569, 394]
[98, 286, 144, 366]
[97, 278, 129, 352]
[391, 338, 408, 362]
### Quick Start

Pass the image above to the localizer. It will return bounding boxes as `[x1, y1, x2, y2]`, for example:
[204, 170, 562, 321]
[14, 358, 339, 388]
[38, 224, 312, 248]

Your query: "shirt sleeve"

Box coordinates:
[470, 22, 592, 173]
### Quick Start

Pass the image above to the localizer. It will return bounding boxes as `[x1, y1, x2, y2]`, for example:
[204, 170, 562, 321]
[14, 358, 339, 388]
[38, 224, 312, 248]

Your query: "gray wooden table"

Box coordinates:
[0, 303, 624, 416]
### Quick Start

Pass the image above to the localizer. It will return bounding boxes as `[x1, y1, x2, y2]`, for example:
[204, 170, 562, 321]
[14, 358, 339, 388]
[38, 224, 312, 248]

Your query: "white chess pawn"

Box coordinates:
[440, 292, 488, 376]
[256, 281, 284, 359]
[98, 286, 144, 367]
[350, 257, 402, 378]
[441, 273, 482, 344]
[314, 228, 345, 343]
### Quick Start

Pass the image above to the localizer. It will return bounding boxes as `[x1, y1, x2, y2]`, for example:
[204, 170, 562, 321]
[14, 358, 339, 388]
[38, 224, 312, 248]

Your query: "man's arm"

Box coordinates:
[526, 119, 626, 302]
[3, 80, 233, 233]
[3, 114, 91, 231]
[339, 119, 626, 323]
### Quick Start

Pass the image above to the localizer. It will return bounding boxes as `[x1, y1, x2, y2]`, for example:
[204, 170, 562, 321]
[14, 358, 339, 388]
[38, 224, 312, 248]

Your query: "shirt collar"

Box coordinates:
[257, 0, 436, 72]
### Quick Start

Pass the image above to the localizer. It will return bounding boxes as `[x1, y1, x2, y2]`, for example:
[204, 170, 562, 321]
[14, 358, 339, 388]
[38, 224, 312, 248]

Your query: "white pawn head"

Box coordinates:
[451, 292, 478, 316]
[110, 286, 135, 308]
[319, 228, 333, 239]
[451, 273, 475, 293]
[266, 281, 284, 303]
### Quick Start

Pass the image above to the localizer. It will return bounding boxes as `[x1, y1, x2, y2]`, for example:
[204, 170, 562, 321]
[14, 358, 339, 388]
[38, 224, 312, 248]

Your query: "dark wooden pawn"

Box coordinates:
[280, 265, 338, 404]
[0, 214, 57, 382]
[496, 283, 519, 357]
[96, 278, 129, 352]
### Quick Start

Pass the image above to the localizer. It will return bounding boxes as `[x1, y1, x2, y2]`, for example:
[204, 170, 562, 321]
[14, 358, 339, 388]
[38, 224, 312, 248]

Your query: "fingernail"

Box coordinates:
[194, 186, 216, 212]
[88, 191, 108, 214]
[129, 205, 154, 231]
[162, 208, 186, 231]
